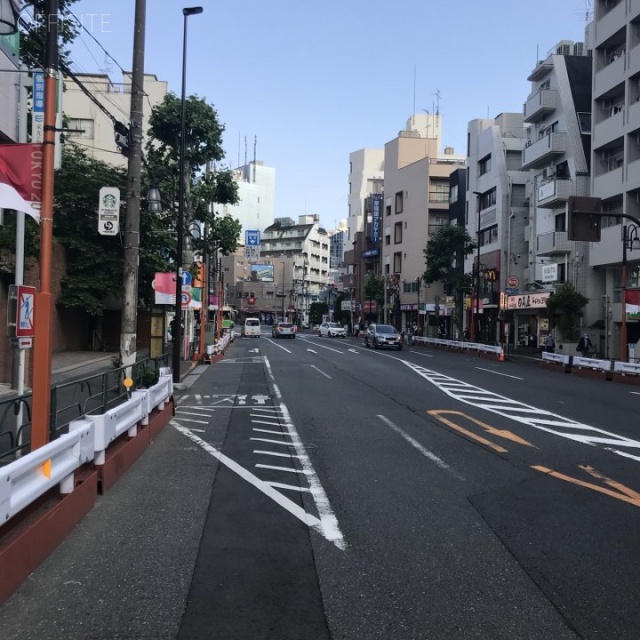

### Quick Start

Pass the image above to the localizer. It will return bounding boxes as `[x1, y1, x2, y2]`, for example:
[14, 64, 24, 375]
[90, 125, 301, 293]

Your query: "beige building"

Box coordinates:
[62, 72, 168, 167]
[381, 115, 466, 333]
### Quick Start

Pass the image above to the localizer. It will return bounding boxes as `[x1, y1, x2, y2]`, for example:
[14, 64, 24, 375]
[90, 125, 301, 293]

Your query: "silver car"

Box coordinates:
[365, 323, 403, 350]
[318, 322, 347, 338]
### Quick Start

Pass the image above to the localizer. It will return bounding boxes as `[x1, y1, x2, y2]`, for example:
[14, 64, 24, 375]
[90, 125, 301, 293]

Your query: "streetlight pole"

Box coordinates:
[281, 261, 285, 321]
[172, 5, 203, 384]
[120, 0, 146, 373]
[473, 191, 482, 342]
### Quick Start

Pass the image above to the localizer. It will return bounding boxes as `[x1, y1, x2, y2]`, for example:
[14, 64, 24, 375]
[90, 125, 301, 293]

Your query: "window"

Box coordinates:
[67, 118, 94, 139]
[478, 188, 497, 210]
[478, 154, 491, 176]
[386, 205, 391, 217]
[394, 222, 402, 244]
[555, 212, 566, 232]
[577, 112, 592, 134]
[393, 252, 402, 274]
[450, 184, 458, 204]
[395, 191, 404, 214]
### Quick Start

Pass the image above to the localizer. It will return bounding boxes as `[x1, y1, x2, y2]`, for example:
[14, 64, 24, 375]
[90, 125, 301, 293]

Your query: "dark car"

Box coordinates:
[365, 323, 403, 350]
[272, 322, 296, 339]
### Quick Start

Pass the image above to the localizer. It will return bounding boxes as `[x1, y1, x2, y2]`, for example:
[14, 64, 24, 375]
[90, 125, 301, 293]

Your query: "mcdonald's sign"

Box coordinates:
[484, 268, 498, 282]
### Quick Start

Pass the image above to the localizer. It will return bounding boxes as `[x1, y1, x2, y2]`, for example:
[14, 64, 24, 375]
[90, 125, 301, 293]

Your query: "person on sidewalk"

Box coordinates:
[544, 333, 555, 354]
[577, 333, 594, 358]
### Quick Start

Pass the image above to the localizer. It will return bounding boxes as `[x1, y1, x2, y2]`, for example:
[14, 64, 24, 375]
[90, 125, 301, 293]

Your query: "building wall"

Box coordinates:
[347, 148, 384, 240]
[62, 73, 168, 167]
[0, 34, 19, 143]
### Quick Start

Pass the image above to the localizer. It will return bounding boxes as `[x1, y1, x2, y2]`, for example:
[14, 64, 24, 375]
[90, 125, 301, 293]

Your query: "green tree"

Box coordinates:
[364, 272, 384, 318]
[145, 94, 240, 262]
[546, 282, 589, 340]
[54, 144, 172, 315]
[423, 224, 475, 289]
[19, 0, 81, 69]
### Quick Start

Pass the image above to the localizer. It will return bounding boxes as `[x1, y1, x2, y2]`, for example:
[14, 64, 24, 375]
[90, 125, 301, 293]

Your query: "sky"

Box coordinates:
[64, 0, 591, 229]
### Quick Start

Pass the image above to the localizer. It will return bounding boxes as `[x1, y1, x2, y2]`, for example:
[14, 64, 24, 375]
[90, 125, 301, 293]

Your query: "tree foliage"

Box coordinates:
[54, 144, 173, 315]
[19, 0, 81, 69]
[144, 93, 240, 261]
[546, 282, 589, 340]
[364, 272, 384, 309]
[423, 224, 475, 286]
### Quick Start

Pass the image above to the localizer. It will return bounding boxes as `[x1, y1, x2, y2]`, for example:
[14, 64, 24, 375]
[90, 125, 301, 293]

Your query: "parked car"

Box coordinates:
[318, 321, 347, 338]
[272, 322, 296, 339]
[365, 323, 403, 350]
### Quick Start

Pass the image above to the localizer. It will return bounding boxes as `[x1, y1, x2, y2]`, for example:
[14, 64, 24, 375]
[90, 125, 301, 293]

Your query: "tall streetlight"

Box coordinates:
[280, 261, 286, 321]
[173, 5, 203, 384]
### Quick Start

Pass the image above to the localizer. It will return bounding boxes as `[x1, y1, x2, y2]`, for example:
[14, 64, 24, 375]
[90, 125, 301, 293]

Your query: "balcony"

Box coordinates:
[593, 107, 624, 147]
[527, 60, 553, 82]
[521, 132, 567, 170]
[595, 0, 626, 45]
[536, 231, 571, 257]
[536, 178, 574, 208]
[594, 53, 625, 97]
[523, 89, 558, 124]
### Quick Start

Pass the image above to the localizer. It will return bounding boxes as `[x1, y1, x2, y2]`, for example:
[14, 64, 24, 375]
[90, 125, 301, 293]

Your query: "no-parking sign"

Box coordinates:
[16, 285, 36, 338]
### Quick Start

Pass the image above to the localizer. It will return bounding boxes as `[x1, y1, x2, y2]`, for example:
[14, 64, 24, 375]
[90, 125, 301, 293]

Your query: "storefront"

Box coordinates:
[502, 291, 552, 350]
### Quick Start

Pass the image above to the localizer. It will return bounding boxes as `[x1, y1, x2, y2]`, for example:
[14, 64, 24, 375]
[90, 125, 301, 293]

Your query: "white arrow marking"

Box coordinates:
[348, 348, 360, 354]
[307, 348, 317, 354]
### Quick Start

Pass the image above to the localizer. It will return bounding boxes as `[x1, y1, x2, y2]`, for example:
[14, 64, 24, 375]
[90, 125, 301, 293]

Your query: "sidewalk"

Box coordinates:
[0, 348, 195, 398]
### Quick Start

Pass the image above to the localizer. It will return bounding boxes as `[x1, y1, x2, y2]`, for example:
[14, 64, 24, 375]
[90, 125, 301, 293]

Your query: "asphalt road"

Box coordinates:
[2, 330, 640, 639]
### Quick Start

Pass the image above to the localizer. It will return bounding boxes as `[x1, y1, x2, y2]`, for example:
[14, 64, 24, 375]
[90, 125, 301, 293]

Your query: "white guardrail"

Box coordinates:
[542, 352, 640, 375]
[414, 336, 504, 357]
[0, 371, 173, 526]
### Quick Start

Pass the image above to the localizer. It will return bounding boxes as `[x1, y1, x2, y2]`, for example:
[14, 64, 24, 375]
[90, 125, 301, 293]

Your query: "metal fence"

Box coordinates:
[0, 353, 169, 464]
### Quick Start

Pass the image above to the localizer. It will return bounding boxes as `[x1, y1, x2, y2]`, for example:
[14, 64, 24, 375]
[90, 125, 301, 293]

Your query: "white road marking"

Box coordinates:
[475, 367, 524, 380]
[265, 338, 293, 352]
[175, 417, 209, 425]
[195, 394, 203, 403]
[250, 437, 295, 446]
[267, 482, 311, 493]
[172, 422, 322, 530]
[252, 428, 289, 435]
[176, 395, 188, 405]
[310, 365, 332, 379]
[409, 350, 433, 357]
[404, 361, 640, 461]
[377, 414, 463, 479]
[307, 348, 317, 354]
[253, 450, 309, 460]
[256, 464, 311, 474]
[252, 420, 284, 427]
[176, 410, 213, 418]
[347, 348, 360, 354]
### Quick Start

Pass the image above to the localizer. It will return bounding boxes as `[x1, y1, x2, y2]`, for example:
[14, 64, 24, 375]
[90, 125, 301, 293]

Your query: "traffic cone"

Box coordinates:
[498, 350, 505, 362]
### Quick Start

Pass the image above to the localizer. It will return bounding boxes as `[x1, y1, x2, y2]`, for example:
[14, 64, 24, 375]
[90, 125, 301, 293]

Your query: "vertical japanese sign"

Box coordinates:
[371, 194, 382, 245]
[32, 72, 45, 144]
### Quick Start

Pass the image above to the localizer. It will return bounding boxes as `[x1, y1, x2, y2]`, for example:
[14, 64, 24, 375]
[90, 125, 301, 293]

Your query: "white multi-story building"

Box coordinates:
[347, 148, 384, 242]
[465, 113, 529, 344]
[219, 161, 276, 236]
[587, 0, 640, 358]
[62, 72, 168, 167]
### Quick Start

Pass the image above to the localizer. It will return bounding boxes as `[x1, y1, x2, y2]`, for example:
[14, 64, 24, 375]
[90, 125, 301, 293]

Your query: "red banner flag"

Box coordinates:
[0, 143, 42, 223]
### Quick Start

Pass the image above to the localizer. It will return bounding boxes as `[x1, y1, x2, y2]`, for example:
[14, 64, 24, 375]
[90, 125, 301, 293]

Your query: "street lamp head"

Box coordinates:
[146, 186, 163, 213]
[0, 0, 24, 35]
[183, 6, 203, 16]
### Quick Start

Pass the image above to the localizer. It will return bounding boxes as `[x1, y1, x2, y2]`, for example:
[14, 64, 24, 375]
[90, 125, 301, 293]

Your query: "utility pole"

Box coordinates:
[120, 0, 146, 372]
[31, 0, 59, 450]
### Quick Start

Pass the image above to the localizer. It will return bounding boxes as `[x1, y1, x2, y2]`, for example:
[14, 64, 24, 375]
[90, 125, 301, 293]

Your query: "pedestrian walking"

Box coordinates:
[577, 333, 594, 358]
[544, 333, 555, 353]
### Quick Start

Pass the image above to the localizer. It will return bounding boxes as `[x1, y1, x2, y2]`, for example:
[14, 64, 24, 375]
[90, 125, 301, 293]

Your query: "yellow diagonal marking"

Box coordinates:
[532, 465, 640, 508]
[428, 410, 535, 452]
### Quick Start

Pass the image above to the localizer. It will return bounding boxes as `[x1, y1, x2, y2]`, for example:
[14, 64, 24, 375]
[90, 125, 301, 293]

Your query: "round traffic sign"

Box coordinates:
[181, 291, 192, 308]
[507, 276, 519, 288]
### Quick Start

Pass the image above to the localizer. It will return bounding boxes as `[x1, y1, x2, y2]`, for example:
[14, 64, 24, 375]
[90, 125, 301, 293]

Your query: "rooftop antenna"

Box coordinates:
[434, 88, 441, 116]
[253, 135, 257, 183]
[237, 131, 240, 169]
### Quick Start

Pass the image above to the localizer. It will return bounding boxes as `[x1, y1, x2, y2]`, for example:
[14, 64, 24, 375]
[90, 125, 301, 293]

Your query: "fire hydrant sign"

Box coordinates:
[98, 186, 120, 236]
[16, 285, 36, 338]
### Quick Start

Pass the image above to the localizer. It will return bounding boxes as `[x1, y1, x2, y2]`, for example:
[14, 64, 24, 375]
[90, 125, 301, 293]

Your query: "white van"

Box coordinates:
[243, 317, 261, 338]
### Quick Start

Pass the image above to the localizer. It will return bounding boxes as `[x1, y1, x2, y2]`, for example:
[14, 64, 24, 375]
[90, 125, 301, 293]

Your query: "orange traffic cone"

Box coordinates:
[498, 350, 505, 362]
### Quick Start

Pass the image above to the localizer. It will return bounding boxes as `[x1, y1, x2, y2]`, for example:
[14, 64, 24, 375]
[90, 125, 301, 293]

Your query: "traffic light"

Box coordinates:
[567, 196, 602, 242]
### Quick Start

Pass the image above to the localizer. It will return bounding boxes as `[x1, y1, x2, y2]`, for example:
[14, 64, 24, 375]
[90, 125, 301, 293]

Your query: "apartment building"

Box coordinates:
[588, 0, 640, 358]
[382, 115, 466, 333]
[347, 148, 384, 243]
[466, 114, 529, 344]
[232, 215, 329, 323]
[62, 72, 168, 167]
